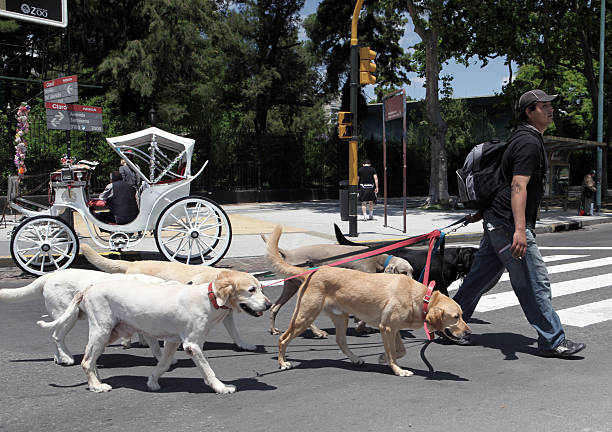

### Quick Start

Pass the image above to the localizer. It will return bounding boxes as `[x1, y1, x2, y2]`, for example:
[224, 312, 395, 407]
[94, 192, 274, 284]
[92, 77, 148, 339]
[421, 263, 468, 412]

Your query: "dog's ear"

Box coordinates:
[425, 307, 444, 330]
[213, 271, 236, 307]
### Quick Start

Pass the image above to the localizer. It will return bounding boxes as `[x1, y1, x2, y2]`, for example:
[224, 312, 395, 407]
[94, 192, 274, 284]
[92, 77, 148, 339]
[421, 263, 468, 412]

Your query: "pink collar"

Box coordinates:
[208, 282, 229, 310]
[422, 281, 436, 340]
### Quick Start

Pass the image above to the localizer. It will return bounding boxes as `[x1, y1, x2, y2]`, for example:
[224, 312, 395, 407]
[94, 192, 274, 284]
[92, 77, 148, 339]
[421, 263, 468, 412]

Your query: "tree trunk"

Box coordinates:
[406, 0, 449, 205]
[424, 27, 449, 204]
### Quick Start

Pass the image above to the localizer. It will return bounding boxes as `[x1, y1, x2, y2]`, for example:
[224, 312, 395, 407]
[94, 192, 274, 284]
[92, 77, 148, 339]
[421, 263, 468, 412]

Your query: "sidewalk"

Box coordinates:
[2, 199, 612, 266]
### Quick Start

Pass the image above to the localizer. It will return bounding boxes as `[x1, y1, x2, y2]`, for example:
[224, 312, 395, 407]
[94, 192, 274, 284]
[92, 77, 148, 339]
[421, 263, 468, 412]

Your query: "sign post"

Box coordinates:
[382, 90, 406, 232]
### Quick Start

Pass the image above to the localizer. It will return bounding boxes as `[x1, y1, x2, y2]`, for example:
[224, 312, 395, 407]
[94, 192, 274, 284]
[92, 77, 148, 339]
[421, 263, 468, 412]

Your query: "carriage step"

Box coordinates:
[14, 197, 49, 210]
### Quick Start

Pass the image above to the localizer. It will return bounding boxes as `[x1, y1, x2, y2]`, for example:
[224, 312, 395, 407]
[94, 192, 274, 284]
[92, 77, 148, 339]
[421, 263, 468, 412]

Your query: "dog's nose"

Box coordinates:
[264, 301, 272, 310]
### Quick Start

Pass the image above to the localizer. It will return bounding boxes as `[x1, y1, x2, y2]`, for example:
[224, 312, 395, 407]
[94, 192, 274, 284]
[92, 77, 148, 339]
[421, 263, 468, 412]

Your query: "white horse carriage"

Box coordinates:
[10, 127, 232, 275]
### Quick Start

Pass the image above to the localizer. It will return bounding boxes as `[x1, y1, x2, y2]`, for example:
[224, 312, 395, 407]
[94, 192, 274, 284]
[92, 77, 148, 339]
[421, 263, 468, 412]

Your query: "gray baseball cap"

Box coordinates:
[518, 89, 558, 112]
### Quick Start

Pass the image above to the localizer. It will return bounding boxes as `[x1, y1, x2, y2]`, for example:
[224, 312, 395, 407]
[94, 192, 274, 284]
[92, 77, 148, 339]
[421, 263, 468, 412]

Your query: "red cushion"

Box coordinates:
[88, 199, 107, 208]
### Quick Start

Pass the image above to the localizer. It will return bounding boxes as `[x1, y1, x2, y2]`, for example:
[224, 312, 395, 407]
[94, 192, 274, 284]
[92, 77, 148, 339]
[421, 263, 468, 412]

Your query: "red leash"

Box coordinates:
[262, 229, 441, 288]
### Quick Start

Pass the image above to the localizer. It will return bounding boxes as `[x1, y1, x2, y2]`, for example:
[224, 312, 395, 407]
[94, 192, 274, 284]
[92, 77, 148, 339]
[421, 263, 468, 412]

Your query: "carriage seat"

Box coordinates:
[87, 199, 107, 208]
[153, 162, 187, 185]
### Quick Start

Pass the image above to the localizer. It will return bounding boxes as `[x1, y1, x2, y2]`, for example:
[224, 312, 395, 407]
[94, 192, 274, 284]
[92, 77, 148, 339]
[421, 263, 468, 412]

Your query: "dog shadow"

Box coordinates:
[280, 357, 467, 382]
[102, 375, 276, 393]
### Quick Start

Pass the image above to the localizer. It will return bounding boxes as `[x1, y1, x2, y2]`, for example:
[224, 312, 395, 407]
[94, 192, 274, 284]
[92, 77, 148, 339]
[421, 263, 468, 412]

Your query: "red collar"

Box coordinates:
[208, 282, 229, 310]
[422, 281, 436, 340]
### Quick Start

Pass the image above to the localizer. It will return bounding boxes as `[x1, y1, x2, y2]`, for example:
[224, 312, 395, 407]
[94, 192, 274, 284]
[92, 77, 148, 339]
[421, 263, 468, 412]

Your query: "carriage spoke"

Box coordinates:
[51, 245, 72, 259]
[169, 213, 190, 231]
[47, 251, 60, 270]
[25, 251, 42, 266]
[15, 245, 41, 254]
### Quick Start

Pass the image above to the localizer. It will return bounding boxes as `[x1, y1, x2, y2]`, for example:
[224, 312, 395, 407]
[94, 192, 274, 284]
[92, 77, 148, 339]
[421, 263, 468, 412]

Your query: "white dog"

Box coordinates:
[80, 244, 258, 352]
[38, 271, 271, 394]
[0, 269, 165, 365]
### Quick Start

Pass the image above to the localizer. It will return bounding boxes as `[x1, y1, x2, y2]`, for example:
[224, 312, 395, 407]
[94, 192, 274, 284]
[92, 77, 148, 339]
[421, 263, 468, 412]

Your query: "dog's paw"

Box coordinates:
[350, 357, 365, 366]
[147, 378, 161, 391]
[394, 368, 414, 377]
[89, 383, 113, 393]
[55, 355, 75, 366]
[269, 328, 281, 335]
[214, 384, 236, 394]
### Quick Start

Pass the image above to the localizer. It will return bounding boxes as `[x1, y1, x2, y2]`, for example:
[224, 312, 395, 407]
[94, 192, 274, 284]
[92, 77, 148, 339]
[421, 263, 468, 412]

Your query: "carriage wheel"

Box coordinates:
[154, 196, 232, 266]
[10, 215, 79, 276]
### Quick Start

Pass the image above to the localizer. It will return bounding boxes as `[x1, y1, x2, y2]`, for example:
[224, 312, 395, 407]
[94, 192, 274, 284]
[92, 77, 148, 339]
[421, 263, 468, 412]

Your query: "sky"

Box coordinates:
[300, 0, 515, 101]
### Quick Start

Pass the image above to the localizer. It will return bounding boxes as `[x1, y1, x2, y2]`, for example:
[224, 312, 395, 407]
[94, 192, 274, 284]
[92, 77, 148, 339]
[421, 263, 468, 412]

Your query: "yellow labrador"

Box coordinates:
[266, 225, 470, 377]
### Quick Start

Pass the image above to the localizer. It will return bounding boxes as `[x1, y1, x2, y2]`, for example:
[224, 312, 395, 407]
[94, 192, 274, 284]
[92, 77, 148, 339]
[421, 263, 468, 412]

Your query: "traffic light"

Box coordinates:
[338, 111, 353, 139]
[359, 46, 377, 85]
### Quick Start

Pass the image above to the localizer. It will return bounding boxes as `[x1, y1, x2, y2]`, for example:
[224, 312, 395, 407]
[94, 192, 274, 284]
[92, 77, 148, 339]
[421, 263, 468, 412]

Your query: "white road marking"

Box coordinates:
[556, 299, 612, 327]
[447, 255, 585, 293]
[499, 257, 612, 282]
[475, 273, 612, 313]
[539, 246, 612, 250]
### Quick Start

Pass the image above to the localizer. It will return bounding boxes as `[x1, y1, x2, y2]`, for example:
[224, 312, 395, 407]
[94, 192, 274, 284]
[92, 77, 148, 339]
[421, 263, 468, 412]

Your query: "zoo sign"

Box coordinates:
[0, 0, 68, 28]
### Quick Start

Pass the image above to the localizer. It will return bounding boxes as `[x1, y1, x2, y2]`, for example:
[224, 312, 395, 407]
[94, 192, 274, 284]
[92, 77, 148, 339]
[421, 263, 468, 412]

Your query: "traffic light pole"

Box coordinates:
[348, 0, 364, 237]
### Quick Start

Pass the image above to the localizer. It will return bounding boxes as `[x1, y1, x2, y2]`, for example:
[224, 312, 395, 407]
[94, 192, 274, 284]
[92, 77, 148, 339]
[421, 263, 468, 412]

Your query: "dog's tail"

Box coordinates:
[0, 273, 53, 303]
[37, 289, 85, 332]
[80, 243, 129, 273]
[265, 225, 307, 279]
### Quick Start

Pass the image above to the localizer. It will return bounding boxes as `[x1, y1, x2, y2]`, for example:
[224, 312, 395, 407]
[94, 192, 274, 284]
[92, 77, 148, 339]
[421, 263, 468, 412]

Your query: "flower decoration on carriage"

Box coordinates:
[60, 154, 75, 166]
[13, 103, 30, 179]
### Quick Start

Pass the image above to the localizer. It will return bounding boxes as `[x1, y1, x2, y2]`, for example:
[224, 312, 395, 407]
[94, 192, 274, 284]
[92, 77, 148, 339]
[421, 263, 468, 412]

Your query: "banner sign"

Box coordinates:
[0, 0, 68, 28]
[45, 102, 103, 132]
[43, 75, 78, 104]
[384, 93, 404, 122]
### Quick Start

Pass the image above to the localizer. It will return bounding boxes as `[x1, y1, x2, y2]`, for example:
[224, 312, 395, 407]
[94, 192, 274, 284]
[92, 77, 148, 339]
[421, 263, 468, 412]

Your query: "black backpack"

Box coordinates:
[456, 138, 509, 210]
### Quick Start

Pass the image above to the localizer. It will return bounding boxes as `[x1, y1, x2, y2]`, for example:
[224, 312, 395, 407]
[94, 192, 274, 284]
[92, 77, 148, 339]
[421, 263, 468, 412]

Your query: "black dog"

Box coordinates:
[333, 224, 477, 296]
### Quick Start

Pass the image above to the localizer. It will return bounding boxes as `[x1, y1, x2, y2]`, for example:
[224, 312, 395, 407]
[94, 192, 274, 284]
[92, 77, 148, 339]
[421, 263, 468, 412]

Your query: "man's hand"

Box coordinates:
[511, 229, 527, 259]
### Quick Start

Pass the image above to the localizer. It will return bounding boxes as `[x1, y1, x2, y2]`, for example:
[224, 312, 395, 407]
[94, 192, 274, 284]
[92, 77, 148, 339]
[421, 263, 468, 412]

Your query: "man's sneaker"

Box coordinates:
[361, 216, 369, 221]
[540, 339, 586, 358]
[435, 330, 472, 346]
[368, 215, 374, 220]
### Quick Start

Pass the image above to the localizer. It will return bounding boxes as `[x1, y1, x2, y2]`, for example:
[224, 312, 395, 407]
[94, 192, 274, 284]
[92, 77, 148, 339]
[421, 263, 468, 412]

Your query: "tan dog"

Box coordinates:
[80, 244, 257, 351]
[266, 225, 470, 377]
[260, 234, 413, 337]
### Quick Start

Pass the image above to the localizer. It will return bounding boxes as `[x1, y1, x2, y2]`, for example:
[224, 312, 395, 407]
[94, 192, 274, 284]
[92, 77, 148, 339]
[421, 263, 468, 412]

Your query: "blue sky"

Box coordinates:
[300, 0, 515, 101]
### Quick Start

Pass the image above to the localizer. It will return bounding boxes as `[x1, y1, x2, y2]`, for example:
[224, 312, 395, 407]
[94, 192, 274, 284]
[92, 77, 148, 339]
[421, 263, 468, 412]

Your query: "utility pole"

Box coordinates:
[596, 0, 605, 211]
[348, 0, 364, 237]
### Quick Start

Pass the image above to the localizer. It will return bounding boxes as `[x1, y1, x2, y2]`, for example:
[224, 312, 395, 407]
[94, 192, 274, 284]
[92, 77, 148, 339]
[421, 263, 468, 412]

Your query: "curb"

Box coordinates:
[2, 216, 612, 270]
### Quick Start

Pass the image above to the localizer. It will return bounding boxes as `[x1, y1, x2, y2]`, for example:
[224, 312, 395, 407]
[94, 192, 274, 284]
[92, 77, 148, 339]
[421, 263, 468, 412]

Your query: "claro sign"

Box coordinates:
[0, 0, 68, 28]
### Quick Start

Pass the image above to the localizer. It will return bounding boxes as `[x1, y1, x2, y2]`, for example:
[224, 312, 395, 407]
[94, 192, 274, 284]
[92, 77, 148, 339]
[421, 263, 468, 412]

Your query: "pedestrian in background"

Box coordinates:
[580, 169, 596, 216]
[358, 159, 378, 221]
[440, 89, 586, 358]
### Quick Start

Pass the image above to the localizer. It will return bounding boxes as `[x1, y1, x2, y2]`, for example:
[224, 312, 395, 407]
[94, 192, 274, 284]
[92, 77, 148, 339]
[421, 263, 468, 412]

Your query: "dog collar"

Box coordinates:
[383, 255, 393, 269]
[422, 281, 436, 340]
[208, 282, 229, 310]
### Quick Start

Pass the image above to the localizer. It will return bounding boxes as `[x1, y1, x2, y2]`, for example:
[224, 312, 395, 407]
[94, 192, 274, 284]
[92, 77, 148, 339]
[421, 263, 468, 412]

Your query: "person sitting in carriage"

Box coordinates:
[98, 171, 139, 224]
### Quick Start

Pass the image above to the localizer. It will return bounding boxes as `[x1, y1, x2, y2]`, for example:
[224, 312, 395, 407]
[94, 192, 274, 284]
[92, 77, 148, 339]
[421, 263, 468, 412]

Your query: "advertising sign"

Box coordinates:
[0, 0, 68, 28]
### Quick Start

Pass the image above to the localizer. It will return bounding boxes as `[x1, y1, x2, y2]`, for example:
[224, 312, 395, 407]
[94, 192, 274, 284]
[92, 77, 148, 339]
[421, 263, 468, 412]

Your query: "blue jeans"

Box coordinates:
[453, 214, 565, 350]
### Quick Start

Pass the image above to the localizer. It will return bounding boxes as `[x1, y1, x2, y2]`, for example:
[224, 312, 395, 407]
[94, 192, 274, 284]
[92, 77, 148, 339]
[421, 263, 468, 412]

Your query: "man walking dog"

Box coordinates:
[441, 89, 586, 358]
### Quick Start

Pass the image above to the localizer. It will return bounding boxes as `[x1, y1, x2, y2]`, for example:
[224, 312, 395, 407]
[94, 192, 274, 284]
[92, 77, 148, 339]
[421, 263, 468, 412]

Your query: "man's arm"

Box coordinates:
[373, 173, 379, 194]
[510, 174, 530, 259]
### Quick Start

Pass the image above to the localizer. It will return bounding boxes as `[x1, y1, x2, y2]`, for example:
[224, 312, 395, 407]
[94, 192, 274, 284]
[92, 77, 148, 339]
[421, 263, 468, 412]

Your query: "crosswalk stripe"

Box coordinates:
[475, 273, 612, 312]
[542, 255, 587, 262]
[556, 298, 612, 327]
[447, 255, 586, 293]
[499, 257, 612, 282]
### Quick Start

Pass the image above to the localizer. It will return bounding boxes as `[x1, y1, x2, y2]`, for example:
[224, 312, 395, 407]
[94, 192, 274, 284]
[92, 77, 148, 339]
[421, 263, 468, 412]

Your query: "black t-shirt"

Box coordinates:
[486, 125, 547, 229]
[358, 165, 377, 185]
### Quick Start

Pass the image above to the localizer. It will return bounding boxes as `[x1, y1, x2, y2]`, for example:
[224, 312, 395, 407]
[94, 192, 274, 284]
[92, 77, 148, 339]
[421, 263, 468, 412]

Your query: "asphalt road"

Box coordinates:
[1, 225, 611, 432]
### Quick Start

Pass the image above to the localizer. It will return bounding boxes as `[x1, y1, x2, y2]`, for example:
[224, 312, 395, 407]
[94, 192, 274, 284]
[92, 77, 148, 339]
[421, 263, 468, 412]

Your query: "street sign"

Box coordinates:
[384, 93, 404, 122]
[45, 102, 103, 132]
[0, 0, 68, 28]
[43, 75, 78, 104]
